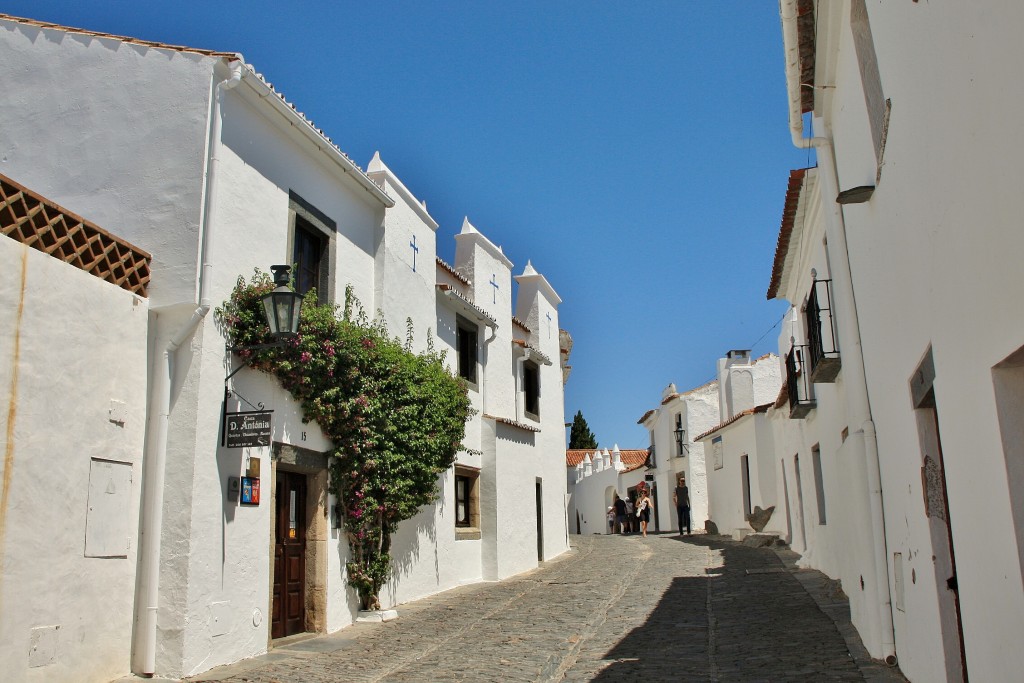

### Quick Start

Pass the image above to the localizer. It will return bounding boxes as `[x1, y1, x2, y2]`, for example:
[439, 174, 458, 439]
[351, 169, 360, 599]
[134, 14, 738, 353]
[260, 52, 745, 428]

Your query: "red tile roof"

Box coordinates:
[484, 414, 540, 433]
[436, 256, 470, 285]
[694, 402, 774, 442]
[767, 168, 808, 300]
[512, 316, 531, 332]
[636, 409, 656, 425]
[796, 0, 817, 114]
[565, 449, 649, 468]
[0, 13, 238, 58]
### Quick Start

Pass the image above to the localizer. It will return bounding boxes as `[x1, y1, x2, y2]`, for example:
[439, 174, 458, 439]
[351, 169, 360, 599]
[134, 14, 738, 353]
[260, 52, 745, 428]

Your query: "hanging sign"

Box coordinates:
[225, 410, 273, 448]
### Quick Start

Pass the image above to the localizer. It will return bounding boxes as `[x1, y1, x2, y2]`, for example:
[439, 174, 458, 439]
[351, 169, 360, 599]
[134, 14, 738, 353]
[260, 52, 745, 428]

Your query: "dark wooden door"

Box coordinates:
[272, 471, 307, 639]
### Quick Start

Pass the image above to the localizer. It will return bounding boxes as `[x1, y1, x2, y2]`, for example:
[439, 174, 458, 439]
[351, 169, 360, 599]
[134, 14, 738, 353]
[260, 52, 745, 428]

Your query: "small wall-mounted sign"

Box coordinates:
[225, 411, 273, 448]
[241, 476, 261, 505]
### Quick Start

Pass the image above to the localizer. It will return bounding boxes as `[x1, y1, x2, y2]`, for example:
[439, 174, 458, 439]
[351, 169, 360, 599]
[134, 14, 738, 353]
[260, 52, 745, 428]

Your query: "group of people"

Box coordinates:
[607, 476, 691, 538]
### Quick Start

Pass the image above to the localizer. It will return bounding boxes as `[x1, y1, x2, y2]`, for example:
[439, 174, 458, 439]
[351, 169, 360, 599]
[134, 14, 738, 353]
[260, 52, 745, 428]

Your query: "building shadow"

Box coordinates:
[589, 535, 876, 682]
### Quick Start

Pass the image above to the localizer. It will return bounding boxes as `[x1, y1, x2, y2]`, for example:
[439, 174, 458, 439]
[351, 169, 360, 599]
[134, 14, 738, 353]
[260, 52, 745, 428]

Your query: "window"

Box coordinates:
[293, 219, 325, 298]
[811, 444, 827, 525]
[456, 316, 478, 384]
[288, 191, 335, 304]
[523, 361, 540, 419]
[454, 465, 480, 540]
[647, 430, 657, 469]
[455, 476, 470, 526]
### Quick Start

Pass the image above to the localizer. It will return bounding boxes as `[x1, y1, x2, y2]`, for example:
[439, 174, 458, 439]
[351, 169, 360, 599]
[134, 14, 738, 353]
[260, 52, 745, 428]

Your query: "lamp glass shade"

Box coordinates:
[261, 286, 303, 337]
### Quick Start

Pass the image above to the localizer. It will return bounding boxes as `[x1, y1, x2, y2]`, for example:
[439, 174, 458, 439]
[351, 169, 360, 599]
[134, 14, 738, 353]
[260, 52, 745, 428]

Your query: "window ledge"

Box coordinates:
[455, 527, 481, 541]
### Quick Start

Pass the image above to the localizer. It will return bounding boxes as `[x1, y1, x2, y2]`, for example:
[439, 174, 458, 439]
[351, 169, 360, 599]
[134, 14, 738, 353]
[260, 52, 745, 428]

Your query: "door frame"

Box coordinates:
[269, 443, 330, 644]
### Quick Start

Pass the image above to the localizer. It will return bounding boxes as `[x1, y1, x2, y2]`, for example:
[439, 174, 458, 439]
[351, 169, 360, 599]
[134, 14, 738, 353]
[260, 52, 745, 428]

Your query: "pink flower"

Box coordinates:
[300, 351, 312, 363]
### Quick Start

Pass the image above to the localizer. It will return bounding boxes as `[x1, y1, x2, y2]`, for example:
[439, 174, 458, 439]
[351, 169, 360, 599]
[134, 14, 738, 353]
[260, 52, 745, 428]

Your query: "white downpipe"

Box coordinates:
[781, 0, 895, 662]
[133, 61, 242, 676]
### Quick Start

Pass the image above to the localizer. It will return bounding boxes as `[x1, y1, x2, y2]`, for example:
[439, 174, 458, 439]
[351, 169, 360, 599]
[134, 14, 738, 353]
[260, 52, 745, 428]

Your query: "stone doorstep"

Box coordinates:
[356, 608, 399, 623]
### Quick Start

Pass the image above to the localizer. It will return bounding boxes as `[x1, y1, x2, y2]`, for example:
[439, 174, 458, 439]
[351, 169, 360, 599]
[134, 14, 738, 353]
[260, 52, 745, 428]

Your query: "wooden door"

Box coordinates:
[272, 471, 307, 639]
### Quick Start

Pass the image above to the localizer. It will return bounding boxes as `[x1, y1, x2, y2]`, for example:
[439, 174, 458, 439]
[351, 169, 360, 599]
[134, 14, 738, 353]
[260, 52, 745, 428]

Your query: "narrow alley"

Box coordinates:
[182, 535, 906, 682]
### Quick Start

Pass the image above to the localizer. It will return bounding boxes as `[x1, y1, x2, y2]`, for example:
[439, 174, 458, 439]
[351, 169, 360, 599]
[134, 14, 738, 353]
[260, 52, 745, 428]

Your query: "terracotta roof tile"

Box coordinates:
[436, 256, 470, 285]
[694, 402, 774, 442]
[484, 414, 540, 433]
[565, 449, 649, 468]
[512, 316, 531, 332]
[0, 14, 387, 202]
[0, 13, 238, 58]
[636, 409, 656, 425]
[767, 168, 809, 300]
[796, 0, 816, 114]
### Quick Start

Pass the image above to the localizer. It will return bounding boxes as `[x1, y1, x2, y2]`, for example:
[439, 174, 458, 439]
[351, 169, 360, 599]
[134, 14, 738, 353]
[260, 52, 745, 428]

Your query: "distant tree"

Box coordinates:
[568, 410, 598, 449]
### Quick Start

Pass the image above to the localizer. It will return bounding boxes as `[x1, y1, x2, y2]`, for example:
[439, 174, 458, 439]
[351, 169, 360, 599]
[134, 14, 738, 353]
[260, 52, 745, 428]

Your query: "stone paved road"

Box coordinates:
[184, 534, 907, 683]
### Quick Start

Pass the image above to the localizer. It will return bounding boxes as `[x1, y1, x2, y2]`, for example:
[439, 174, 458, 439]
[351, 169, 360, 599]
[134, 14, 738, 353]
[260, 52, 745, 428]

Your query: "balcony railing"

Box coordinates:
[805, 278, 841, 383]
[787, 345, 816, 419]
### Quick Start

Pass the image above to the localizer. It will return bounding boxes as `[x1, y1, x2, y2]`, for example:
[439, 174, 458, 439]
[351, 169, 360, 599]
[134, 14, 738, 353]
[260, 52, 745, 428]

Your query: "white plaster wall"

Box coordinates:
[0, 240, 149, 683]
[570, 463, 645, 537]
[684, 386, 720, 529]
[0, 20, 214, 306]
[367, 159, 438, 345]
[812, 3, 1024, 679]
[702, 416, 781, 538]
[151, 81, 386, 676]
[454, 226, 515, 421]
[770, 164, 891, 659]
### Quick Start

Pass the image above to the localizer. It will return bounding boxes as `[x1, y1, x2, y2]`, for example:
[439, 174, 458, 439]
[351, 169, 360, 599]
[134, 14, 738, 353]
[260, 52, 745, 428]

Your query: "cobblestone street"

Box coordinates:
[185, 535, 905, 683]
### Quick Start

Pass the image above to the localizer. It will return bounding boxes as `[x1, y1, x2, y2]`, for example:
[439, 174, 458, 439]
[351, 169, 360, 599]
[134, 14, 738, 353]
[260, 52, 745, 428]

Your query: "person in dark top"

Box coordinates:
[674, 475, 691, 535]
[613, 493, 627, 534]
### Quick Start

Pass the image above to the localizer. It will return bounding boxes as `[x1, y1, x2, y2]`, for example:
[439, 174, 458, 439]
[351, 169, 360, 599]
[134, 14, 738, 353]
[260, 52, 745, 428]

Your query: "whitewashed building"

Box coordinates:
[0, 13, 571, 682]
[766, 164, 894, 667]
[636, 379, 720, 532]
[694, 351, 782, 538]
[0, 176, 152, 683]
[566, 446, 649, 536]
[776, 1, 1024, 679]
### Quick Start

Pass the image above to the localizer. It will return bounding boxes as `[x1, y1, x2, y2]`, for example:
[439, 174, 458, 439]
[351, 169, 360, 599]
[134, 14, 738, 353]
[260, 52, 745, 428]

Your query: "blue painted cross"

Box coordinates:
[409, 235, 419, 272]
[546, 311, 553, 338]
[489, 274, 499, 304]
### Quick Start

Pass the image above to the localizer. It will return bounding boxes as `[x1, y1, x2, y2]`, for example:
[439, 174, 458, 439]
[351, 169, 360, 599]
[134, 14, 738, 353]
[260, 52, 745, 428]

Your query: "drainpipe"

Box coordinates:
[780, 1, 896, 663]
[133, 61, 243, 676]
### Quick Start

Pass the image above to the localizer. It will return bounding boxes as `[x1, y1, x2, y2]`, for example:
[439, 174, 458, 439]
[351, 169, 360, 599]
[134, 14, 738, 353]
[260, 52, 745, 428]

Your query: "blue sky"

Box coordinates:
[9, 1, 810, 447]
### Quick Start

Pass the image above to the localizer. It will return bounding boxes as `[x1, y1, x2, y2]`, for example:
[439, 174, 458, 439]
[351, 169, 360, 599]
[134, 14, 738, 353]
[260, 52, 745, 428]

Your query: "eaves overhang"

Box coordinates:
[767, 168, 816, 300]
[234, 64, 394, 209]
[436, 284, 497, 328]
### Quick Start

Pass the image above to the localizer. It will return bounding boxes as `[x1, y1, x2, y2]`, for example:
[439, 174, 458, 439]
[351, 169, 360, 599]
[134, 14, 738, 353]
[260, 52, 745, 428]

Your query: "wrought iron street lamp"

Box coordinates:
[262, 265, 303, 338]
[674, 423, 687, 456]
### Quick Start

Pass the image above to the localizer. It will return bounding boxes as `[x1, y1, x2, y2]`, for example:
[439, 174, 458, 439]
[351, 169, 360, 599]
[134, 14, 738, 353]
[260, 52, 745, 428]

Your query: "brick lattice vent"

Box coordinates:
[0, 174, 151, 296]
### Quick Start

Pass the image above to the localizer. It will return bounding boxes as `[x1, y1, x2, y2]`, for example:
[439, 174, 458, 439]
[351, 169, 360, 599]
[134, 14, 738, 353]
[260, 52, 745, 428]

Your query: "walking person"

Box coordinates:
[636, 486, 653, 537]
[674, 474, 691, 535]
[613, 493, 627, 534]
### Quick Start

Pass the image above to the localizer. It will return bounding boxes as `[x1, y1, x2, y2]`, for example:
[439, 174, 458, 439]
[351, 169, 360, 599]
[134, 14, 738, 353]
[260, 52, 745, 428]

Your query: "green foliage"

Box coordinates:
[218, 270, 473, 610]
[568, 410, 598, 450]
